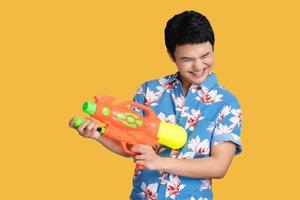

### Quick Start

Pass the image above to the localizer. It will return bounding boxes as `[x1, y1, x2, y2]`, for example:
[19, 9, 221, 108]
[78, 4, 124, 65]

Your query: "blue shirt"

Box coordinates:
[130, 72, 242, 200]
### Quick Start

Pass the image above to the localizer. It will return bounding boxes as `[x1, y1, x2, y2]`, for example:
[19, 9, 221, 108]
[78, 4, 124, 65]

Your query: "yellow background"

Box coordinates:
[1, 0, 299, 199]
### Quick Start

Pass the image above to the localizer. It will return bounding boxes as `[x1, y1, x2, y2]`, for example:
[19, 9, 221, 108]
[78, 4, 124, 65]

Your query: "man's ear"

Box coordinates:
[168, 51, 175, 62]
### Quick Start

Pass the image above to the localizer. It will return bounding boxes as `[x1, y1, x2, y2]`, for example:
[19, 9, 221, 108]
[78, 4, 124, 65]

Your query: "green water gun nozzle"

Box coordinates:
[82, 101, 97, 115]
[73, 117, 105, 134]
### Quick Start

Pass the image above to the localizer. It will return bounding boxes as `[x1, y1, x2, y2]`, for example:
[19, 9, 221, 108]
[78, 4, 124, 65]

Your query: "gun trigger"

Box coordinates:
[119, 141, 135, 155]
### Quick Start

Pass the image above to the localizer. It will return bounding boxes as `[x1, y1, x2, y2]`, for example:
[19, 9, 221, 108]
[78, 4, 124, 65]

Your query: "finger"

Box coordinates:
[134, 144, 150, 149]
[91, 122, 98, 132]
[134, 154, 146, 160]
[69, 116, 77, 128]
[131, 145, 152, 154]
[131, 145, 140, 153]
[135, 160, 146, 165]
[77, 119, 92, 133]
[131, 144, 145, 152]
[86, 122, 98, 138]
[90, 123, 100, 138]
[84, 122, 95, 135]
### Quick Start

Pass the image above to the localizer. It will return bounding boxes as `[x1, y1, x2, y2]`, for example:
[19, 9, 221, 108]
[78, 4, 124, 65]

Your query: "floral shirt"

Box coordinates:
[130, 72, 242, 200]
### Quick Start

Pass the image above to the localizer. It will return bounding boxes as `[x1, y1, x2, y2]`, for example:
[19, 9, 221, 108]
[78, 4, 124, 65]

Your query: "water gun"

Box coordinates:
[73, 96, 187, 168]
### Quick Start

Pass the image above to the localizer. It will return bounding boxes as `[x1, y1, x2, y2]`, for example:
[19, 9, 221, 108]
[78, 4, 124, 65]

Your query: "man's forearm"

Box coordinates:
[96, 136, 132, 158]
[160, 156, 229, 179]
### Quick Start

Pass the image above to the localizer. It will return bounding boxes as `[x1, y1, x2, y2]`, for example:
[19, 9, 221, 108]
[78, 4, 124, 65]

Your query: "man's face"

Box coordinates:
[171, 41, 215, 86]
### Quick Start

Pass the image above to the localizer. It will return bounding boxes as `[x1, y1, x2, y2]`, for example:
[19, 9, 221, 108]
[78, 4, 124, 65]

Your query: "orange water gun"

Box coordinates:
[74, 96, 187, 168]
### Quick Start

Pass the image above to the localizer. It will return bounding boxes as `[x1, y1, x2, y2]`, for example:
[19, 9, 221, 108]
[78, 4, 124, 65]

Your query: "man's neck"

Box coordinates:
[178, 73, 191, 96]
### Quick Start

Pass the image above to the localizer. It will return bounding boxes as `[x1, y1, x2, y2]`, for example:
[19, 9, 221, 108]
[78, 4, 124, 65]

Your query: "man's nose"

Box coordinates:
[193, 59, 204, 70]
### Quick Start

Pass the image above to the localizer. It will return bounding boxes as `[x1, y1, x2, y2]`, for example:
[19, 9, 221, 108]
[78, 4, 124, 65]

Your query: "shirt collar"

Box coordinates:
[199, 72, 218, 92]
[167, 71, 180, 83]
[166, 71, 218, 92]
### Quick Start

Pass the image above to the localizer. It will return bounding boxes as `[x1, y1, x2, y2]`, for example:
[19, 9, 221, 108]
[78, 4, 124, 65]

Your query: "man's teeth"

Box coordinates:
[192, 68, 205, 74]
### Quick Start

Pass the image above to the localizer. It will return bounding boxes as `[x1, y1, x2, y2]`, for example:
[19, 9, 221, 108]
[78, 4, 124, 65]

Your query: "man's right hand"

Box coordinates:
[69, 117, 101, 140]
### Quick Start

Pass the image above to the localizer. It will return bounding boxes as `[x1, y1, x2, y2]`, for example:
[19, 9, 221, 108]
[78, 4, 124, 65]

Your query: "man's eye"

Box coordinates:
[201, 53, 210, 58]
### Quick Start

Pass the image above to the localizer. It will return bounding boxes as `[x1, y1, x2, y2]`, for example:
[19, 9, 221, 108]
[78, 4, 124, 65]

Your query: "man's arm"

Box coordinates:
[95, 135, 132, 158]
[69, 116, 132, 158]
[132, 142, 236, 179]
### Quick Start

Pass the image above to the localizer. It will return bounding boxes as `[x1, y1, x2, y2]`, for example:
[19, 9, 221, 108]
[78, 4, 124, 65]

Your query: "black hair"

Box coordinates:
[164, 10, 215, 60]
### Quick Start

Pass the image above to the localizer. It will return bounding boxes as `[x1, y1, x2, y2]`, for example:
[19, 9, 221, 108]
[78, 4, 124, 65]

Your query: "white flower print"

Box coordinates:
[207, 121, 215, 132]
[214, 123, 233, 136]
[133, 168, 141, 179]
[166, 175, 186, 199]
[157, 78, 175, 93]
[159, 171, 169, 185]
[196, 86, 223, 105]
[158, 77, 169, 85]
[156, 85, 165, 93]
[180, 106, 189, 118]
[141, 182, 158, 200]
[177, 151, 195, 159]
[230, 108, 242, 127]
[157, 113, 176, 124]
[191, 197, 208, 200]
[209, 106, 241, 137]
[200, 179, 212, 191]
[136, 85, 144, 95]
[188, 136, 210, 155]
[145, 89, 161, 106]
[170, 149, 180, 158]
[185, 109, 205, 131]
[190, 84, 200, 93]
[216, 105, 231, 123]
[172, 94, 186, 112]
[131, 106, 143, 115]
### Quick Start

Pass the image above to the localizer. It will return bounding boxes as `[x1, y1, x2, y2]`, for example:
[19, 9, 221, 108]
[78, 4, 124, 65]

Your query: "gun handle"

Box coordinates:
[119, 141, 146, 169]
[118, 101, 158, 121]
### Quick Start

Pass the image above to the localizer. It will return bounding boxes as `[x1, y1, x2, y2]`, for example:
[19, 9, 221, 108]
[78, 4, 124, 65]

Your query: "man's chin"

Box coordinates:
[179, 72, 209, 85]
[190, 75, 209, 85]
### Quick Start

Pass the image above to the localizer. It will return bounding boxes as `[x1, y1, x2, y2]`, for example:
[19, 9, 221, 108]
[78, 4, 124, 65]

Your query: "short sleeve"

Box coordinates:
[131, 82, 147, 116]
[211, 98, 243, 155]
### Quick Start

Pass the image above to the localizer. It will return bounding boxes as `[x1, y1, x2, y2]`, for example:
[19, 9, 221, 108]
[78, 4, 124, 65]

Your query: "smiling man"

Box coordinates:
[129, 10, 243, 200]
